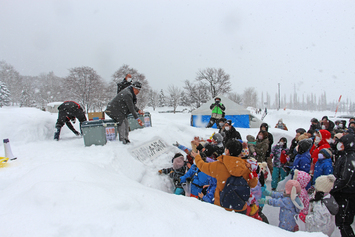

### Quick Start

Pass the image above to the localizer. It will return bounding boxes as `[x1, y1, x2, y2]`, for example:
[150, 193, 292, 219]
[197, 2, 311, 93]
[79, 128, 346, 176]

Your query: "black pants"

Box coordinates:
[206, 117, 220, 128]
[335, 196, 355, 237]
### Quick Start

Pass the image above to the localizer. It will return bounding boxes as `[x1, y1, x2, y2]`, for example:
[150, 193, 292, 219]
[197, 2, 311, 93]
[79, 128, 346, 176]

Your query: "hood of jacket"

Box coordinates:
[340, 133, 355, 152]
[218, 155, 248, 177]
[317, 130, 331, 147]
[293, 169, 311, 189]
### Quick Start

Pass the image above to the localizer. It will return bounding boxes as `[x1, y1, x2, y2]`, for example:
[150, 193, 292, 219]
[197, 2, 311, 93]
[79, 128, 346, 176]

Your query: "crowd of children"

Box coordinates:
[158, 116, 355, 237]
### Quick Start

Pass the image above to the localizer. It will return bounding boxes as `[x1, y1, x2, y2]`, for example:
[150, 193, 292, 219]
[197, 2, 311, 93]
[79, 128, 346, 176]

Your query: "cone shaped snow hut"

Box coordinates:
[190, 96, 262, 128]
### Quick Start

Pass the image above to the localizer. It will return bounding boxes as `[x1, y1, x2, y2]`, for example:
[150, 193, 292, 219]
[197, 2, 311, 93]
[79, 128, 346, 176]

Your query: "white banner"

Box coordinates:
[129, 137, 171, 163]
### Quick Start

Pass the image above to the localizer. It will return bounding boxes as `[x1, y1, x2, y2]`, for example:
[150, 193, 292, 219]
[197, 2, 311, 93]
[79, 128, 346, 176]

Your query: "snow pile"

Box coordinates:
[0, 106, 346, 236]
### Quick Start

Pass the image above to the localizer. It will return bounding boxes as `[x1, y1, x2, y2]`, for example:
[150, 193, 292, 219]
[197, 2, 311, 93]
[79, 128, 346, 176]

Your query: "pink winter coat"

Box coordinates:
[294, 169, 311, 215]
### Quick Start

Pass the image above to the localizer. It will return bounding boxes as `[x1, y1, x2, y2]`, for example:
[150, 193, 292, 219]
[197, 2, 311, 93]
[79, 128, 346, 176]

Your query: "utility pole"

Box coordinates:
[278, 83, 281, 110]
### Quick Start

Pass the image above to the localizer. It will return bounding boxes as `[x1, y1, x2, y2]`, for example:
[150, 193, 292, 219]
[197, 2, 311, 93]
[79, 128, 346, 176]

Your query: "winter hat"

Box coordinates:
[132, 81, 142, 90]
[212, 133, 223, 143]
[172, 154, 185, 170]
[297, 138, 313, 154]
[285, 180, 302, 195]
[322, 116, 329, 121]
[319, 148, 332, 159]
[172, 153, 183, 163]
[296, 128, 306, 134]
[226, 120, 232, 126]
[315, 174, 336, 193]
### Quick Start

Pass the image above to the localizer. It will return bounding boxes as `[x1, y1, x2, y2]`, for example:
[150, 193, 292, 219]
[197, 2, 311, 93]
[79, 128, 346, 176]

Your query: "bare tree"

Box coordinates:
[64, 66, 104, 112]
[227, 92, 243, 104]
[167, 85, 182, 113]
[243, 87, 258, 108]
[148, 89, 159, 110]
[110, 64, 150, 109]
[195, 68, 232, 99]
[183, 80, 209, 108]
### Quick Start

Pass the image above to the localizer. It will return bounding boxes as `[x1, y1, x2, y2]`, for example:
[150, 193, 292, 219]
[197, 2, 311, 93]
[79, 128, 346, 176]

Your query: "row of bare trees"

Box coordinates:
[0, 61, 151, 112]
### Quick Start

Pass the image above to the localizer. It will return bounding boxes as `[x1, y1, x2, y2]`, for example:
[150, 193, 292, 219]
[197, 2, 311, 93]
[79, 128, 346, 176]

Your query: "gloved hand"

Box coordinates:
[299, 213, 306, 223]
[74, 131, 80, 136]
[158, 170, 163, 174]
[136, 118, 144, 126]
[186, 177, 192, 183]
[172, 141, 179, 147]
[262, 188, 271, 197]
[258, 198, 269, 205]
[281, 150, 287, 154]
[270, 154, 274, 159]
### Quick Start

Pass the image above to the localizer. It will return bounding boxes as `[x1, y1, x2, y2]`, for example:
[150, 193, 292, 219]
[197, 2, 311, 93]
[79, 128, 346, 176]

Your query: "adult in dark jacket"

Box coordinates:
[116, 73, 132, 94]
[260, 123, 274, 173]
[105, 82, 144, 144]
[54, 101, 87, 140]
[206, 97, 225, 128]
[309, 118, 321, 131]
[330, 133, 355, 237]
[321, 116, 335, 133]
[222, 120, 241, 145]
[288, 128, 307, 165]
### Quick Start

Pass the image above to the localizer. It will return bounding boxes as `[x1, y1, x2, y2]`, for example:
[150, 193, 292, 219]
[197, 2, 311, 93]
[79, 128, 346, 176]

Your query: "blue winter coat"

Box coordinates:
[268, 192, 301, 231]
[312, 158, 333, 185]
[202, 176, 217, 204]
[180, 164, 209, 196]
[292, 151, 311, 174]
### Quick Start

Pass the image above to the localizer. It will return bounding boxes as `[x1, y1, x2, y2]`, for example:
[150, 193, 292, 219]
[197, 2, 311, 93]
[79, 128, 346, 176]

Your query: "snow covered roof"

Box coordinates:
[191, 96, 250, 115]
[47, 102, 63, 108]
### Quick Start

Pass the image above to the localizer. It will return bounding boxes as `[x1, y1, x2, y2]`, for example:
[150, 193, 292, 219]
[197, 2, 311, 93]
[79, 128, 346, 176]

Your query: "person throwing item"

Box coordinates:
[206, 97, 225, 128]
[105, 81, 144, 144]
[54, 101, 87, 141]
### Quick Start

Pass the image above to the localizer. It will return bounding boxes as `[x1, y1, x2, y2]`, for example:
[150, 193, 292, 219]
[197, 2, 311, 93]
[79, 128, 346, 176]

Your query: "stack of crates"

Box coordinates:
[81, 120, 118, 146]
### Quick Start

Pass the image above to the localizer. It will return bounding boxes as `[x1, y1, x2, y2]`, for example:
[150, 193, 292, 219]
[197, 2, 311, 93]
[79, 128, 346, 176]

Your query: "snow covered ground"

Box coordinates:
[0, 106, 353, 237]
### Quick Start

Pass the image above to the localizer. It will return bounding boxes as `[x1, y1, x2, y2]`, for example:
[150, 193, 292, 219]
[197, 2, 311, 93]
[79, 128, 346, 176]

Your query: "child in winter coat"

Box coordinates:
[306, 174, 338, 237]
[293, 169, 312, 219]
[180, 163, 210, 198]
[312, 148, 334, 185]
[292, 138, 313, 174]
[158, 153, 188, 195]
[270, 137, 290, 191]
[259, 180, 304, 232]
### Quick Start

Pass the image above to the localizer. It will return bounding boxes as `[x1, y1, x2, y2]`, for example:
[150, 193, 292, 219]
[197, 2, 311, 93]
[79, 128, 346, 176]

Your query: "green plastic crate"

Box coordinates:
[127, 112, 152, 131]
[81, 120, 118, 146]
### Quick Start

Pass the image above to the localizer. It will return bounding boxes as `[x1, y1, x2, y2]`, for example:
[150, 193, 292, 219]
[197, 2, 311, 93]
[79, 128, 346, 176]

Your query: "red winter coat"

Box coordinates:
[310, 130, 331, 165]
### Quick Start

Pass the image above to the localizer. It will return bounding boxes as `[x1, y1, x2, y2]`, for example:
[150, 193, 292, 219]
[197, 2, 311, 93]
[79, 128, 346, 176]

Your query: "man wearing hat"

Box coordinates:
[105, 81, 144, 144]
[206, 97, 225, 128]
[117, 73, 132, 94]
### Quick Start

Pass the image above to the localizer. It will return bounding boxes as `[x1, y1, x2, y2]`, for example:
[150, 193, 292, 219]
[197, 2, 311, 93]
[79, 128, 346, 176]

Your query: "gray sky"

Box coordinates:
[1, 0, 354, 103]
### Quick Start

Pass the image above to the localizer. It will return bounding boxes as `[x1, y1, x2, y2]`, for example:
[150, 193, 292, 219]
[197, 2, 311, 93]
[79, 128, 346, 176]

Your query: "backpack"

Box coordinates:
[322, 194, 339, 215]
[220, 176, 250, 211]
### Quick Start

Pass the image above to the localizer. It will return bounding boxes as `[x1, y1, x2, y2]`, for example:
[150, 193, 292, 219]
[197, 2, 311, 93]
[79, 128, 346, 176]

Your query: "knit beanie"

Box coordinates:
[319, 148, 332, 159]
[212, 133, 223, 144]
[315, 174, 336, 193]
[297, 138, 313, 154]
[204, 143, 215, 157]
[172, 155, 185, 170]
